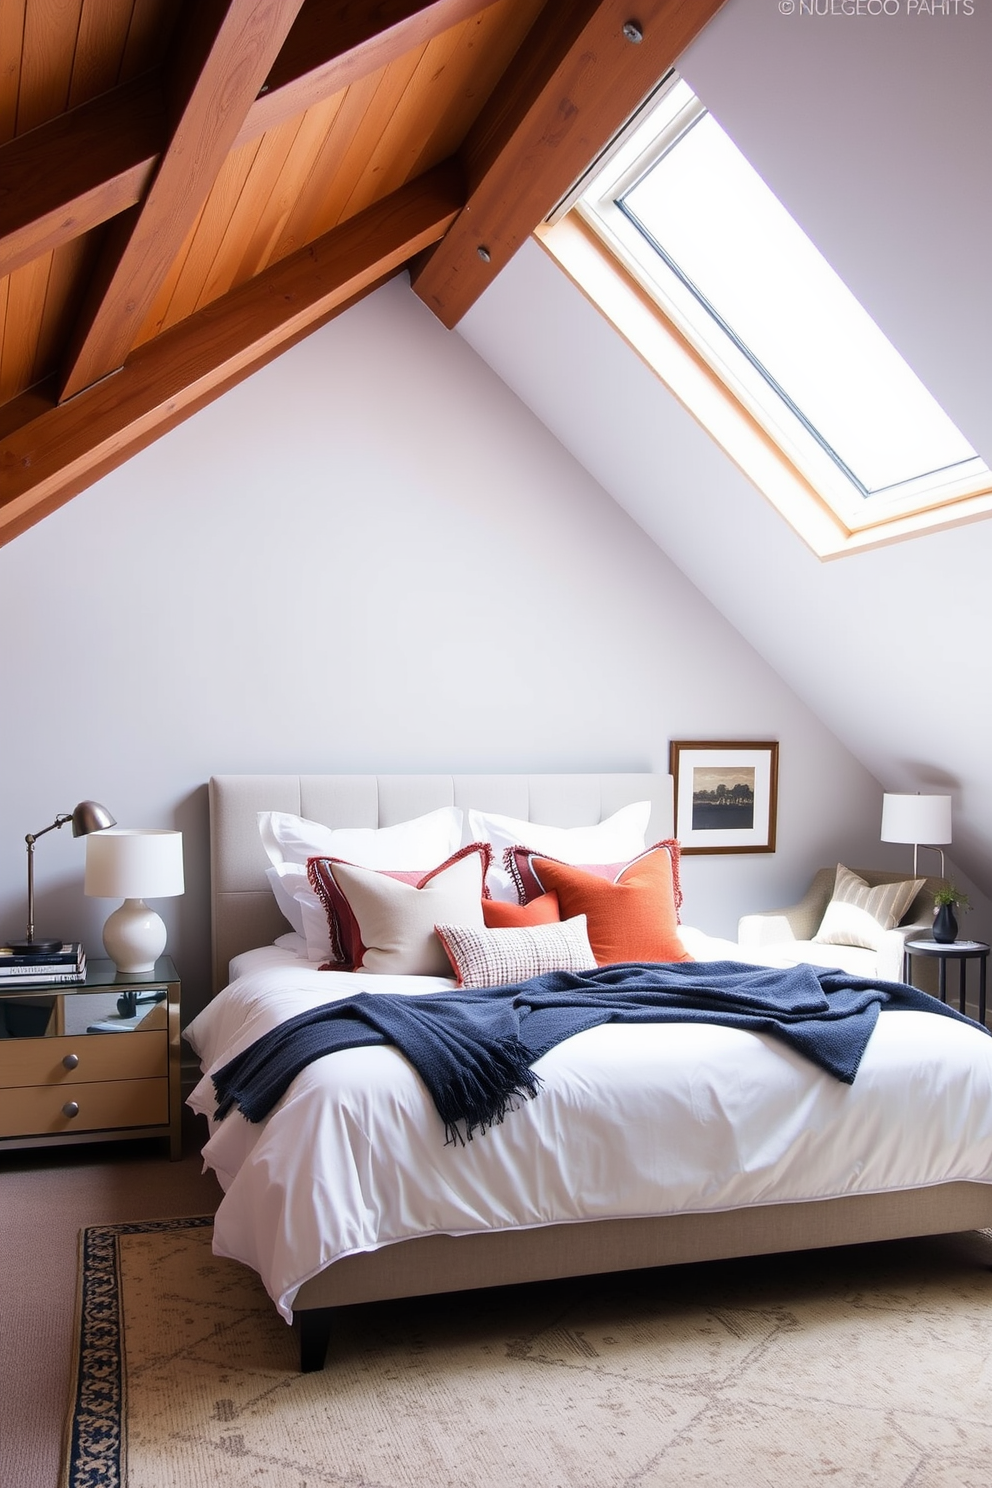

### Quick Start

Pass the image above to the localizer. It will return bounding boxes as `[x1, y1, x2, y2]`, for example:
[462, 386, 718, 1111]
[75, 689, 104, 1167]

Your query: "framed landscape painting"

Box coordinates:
[669, 741, 779, 855]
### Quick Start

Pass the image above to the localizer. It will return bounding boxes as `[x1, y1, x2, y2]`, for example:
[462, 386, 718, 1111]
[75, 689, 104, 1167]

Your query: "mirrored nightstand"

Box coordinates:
[0, 957, 181, 1159]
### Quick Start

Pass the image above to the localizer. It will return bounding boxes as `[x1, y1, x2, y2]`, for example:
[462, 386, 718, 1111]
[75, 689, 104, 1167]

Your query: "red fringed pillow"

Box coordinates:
[308, 842, 492, 972]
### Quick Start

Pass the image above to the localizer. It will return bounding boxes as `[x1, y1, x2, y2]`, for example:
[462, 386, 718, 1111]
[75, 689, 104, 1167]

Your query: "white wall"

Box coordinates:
[0, 275, 886, 1023]
[457, 0, 992, 935]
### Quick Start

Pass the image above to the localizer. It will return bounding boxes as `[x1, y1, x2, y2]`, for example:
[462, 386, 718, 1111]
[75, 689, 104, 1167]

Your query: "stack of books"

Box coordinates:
[0, 942, 86, 985]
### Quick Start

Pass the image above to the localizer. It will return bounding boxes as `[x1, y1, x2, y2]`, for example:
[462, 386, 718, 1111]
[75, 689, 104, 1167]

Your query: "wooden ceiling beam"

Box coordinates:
[236, 0, 501, 146]
[411, 0, 726, 327]
[57, 0, 311, 404]
[0, 0, 502, 282]
[0, 74, 165, 281]
[0, 161, 462, 547]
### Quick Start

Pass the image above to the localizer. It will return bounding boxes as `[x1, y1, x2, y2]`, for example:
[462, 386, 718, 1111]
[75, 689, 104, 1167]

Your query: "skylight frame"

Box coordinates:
[568, 75, 991, 544]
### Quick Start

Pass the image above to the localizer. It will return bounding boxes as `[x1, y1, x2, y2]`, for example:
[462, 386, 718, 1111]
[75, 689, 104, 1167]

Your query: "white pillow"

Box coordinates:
[264, 863, 339, 961]
[273, 931, 308, 956]
[468, 801, 651, 901]
[265, 863, 308, 937]
[299, 889, 337, 964]
[326, 849, 486, 976]
[259, 807, 464, 958]
[813, 864, 923, 951]
[258, 806, 463, 869]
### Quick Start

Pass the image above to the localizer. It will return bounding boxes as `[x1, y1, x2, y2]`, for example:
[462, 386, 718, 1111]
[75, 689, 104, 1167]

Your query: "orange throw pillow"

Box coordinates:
[482, 892, 561, 929]
[527, 845, 691, 965]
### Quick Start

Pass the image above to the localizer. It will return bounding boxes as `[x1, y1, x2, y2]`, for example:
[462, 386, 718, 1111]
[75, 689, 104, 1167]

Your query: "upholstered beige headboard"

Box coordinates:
[209, 773, 674, 993]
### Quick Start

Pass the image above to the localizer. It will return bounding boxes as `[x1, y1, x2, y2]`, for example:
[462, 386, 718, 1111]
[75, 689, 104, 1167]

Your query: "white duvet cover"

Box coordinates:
[185, 948, 992, 1322]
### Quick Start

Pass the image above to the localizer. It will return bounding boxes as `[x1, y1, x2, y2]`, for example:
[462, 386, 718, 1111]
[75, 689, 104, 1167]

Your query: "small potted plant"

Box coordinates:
[933, 884, 970, 944]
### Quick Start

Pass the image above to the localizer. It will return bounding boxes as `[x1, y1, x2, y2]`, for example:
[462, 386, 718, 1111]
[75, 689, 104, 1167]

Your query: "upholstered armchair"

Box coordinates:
[736, 867, 947, 991]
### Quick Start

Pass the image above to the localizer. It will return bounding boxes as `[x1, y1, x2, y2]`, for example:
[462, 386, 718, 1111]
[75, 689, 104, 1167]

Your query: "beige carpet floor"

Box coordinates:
[0, 1127, 221, 1488]
[63, 1218, 992, 1488]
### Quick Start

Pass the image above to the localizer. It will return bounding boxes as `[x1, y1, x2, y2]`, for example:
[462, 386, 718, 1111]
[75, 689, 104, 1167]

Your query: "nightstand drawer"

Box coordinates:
[0, 1077, 169, 1137]
[0, 1030, 167, 1088]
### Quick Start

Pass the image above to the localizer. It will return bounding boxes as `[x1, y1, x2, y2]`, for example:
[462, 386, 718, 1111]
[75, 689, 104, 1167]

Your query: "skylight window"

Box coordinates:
[542, 75, 992, 555]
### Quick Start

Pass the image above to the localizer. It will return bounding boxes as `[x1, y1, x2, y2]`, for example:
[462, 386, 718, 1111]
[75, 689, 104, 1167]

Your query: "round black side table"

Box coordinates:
[903, 938, 990, 1026]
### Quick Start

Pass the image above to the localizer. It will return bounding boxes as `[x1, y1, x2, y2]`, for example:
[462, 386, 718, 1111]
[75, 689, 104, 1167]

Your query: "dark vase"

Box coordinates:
[933, 902, 958, 944]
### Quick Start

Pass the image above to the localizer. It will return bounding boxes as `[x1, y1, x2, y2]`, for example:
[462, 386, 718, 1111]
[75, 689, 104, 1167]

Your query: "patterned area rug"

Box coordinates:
[63, 1217, 992, 1488]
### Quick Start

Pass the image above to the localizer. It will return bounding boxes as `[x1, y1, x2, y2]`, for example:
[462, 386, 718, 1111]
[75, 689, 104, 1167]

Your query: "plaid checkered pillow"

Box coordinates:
[434, 915, 597, 989]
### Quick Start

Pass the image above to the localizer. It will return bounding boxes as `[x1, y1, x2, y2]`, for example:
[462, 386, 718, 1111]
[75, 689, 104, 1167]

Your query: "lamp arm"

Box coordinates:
[23, 815, 72, 942]
[914, 843, 947, 878]
[25, 814, 73, 846]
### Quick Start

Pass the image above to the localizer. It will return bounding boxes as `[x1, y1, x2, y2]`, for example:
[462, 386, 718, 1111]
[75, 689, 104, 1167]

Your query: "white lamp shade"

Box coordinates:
[85, 829, 185, 899]
[880, 794, 952, 846]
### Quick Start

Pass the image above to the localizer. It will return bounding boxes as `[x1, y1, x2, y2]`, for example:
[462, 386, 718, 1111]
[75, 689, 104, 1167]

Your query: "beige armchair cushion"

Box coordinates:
[813, 864, 924, 951]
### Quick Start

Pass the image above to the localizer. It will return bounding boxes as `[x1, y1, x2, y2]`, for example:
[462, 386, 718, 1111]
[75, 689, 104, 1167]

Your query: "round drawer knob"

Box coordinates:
[62, 1101, 80, 1119]
[62, 1053, 79, 1070]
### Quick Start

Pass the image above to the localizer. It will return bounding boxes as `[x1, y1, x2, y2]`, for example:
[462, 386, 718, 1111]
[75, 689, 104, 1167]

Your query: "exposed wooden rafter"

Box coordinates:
[0, 0, 502, 284]
[411, 0, 726, 326]
[0, 162, 462, 547]
[0, 0, 726, 545]
[0, 76, 165, 282]
[57, 0, 311, 402]
[236, 0, 501, 144]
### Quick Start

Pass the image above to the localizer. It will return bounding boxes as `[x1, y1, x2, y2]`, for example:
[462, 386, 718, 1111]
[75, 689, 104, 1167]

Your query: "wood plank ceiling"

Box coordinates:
[0, 0, 723, 545]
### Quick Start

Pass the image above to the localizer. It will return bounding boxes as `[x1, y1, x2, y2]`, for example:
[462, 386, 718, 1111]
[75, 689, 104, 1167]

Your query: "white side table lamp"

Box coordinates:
[85, 829, 185, 973]
[880, 793, 952, 877]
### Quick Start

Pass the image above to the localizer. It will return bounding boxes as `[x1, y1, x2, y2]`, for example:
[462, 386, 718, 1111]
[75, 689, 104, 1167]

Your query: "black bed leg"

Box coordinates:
[298, 1307, 333, 1372]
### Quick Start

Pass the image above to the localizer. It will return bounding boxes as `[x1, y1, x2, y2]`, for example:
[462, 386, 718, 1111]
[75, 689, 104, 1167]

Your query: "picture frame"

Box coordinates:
[669, 740, 779, 855]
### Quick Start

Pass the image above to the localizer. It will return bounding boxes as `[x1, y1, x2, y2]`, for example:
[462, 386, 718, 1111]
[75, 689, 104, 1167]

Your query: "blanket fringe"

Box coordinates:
[438, 1036, 542, 1146]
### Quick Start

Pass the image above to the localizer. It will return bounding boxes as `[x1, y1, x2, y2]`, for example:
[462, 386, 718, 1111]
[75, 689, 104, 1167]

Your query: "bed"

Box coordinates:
[188, 772, 992, 1371]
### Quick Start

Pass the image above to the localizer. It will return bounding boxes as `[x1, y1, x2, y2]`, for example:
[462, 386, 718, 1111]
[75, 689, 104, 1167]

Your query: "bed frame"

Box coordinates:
[209, 773, 992, 1370]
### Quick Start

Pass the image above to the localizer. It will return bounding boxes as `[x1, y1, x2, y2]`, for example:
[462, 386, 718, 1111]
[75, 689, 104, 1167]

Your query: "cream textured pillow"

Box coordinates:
[813, 865, 923, 951]
[435, 915, 597, 988]
[326, 848, 486, 976]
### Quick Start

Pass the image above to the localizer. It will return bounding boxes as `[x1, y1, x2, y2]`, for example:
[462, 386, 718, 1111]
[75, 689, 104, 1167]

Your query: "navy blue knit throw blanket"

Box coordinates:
[211, 959, 985, 1143]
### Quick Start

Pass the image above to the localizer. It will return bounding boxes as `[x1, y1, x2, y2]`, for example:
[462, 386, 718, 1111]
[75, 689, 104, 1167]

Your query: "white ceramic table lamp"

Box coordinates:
[85, 829, 184, 973]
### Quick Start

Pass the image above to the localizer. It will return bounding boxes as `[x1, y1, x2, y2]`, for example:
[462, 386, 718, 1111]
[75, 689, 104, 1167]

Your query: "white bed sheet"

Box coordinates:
[185, 947, 992, 1322]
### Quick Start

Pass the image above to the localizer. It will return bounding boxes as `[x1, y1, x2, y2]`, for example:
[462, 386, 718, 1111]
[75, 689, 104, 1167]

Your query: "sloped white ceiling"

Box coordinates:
[459, 0, 992, 897]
